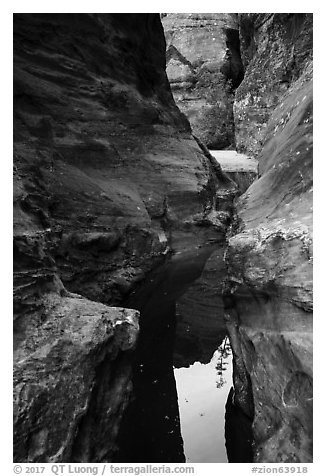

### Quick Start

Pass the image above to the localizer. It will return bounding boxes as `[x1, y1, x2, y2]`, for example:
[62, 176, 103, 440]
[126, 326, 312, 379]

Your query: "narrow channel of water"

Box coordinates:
[115, 244, 233, 462]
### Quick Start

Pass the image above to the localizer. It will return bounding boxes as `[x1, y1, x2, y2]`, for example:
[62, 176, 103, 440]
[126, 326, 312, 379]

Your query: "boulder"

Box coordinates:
[14, 291, 138, 462]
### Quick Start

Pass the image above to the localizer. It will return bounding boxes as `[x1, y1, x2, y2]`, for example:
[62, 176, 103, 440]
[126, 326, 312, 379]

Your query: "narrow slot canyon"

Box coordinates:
[113, 151, 257, 463]
[13, 13, 313, 465]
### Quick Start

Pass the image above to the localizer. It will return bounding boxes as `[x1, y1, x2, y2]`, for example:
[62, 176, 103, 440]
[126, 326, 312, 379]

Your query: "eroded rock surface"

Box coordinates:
[234, 13, 313, 156]
[13, 13, 237, 462]
[14, 12, 313, 464]
[163, 13, 244, 149]
[14, 13, 236, 306]
[14, 290, 138, 462]
[225, 13, 313, 462]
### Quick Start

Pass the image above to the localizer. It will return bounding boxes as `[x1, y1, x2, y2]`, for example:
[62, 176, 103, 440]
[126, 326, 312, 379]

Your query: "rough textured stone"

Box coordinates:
[14, 289, 139, 462]
[13, 13, 237, 463]
[224, 14, 313, 462]
[234, 13, 312, 156]
[14, 13, 236, 307]
[14, 12, 313, 464]
[163, 13, 244, 149]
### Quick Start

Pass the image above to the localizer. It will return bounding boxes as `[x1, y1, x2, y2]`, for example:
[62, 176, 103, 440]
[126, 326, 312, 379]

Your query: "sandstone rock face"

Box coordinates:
[163, 13, 244, 149]
[14, 291, 138, 463]
[14, 13, 236, 307]
[234, 13, 313, 156]
[14, 14, 237, 462]
[225, 13, 313, 462]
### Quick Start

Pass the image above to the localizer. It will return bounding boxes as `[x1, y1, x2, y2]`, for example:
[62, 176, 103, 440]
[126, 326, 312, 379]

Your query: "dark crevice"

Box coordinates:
[221, 28, 245, 90]
[225, 388, 254, 462]
[218, 26, 244, 147]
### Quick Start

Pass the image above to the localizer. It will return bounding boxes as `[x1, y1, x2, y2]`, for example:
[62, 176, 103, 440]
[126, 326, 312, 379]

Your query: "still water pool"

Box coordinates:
[116, 245, 236, 462]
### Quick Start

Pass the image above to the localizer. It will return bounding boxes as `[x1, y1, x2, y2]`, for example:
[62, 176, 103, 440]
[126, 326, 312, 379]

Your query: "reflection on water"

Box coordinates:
[115, 244, 240, 463]
[115, 300, 185, 463]
[116, 245, 217, 462]
[174, 338, 232, 463]
[173, 249, 227, 368]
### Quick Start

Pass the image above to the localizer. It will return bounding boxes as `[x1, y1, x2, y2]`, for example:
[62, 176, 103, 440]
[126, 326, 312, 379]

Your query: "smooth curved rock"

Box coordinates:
[225, 14, 313, 462]
[13, 13, 237, 463]
[14, 13, 236, 307]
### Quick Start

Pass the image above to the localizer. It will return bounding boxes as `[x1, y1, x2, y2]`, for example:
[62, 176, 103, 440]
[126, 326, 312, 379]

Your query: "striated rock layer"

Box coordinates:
[14, 13, 236, 307]
[225, 14, 313, 463]
[13, 14, 237, 462]
[163, 13, 244, 149]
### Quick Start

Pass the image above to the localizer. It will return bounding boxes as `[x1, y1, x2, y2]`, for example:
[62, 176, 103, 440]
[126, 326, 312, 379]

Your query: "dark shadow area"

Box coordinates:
[221, 28, 245, 90]
[115, 245, 217, 462]
[225, 388, 253, 462]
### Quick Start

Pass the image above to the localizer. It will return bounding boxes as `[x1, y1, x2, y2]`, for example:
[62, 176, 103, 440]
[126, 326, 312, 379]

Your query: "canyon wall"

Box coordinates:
[163, 13, 244, 149]
[234, 13, 313, 156]
[225, 13, 313, 462]
[14, 12, 313, 464]
[13, 13, 236, 462]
